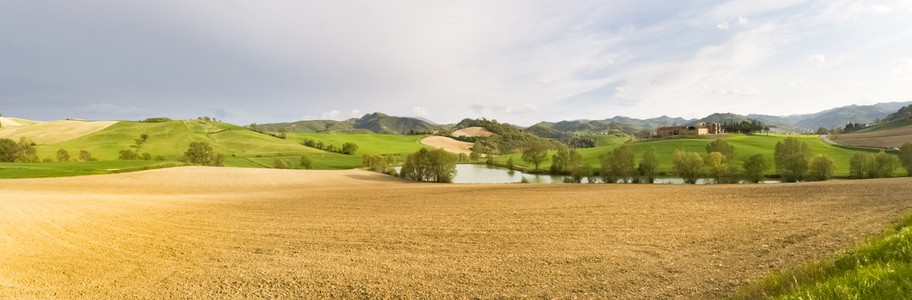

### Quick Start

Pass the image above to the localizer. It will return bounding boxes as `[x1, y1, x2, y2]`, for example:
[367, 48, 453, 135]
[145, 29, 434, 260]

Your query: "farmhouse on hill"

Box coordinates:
[656, 122, 724, 138]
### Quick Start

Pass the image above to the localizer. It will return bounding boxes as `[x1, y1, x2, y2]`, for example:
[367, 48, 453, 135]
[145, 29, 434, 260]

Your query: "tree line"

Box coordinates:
[301, 139, 358, 155]
[519, 138, 912, 184]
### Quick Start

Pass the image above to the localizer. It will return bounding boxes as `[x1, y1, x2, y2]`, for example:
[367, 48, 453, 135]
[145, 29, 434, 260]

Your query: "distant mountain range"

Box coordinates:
[257, 101, 912, 136]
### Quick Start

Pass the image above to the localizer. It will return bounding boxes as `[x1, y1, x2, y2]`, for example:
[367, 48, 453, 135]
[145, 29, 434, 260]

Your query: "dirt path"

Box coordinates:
[2, 168, 911, 298]
[420, 135, 473, 154]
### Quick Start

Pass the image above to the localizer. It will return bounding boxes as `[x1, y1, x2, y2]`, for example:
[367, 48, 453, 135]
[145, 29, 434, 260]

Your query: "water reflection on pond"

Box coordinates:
[398, 164, 779, 184]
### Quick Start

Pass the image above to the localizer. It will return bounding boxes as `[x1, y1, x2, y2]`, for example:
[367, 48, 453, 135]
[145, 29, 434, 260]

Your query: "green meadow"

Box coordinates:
[497, 134, 885, 177]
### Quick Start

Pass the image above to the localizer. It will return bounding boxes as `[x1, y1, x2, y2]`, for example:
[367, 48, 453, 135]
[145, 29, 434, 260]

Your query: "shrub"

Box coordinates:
[849, 152, 874, 179]
[808, 154, 834, 181]
[775, 137, 811, 182]
[742, 154, 769, 183]
[704, 152, 730, 184]
[506, 157, 515, 170]
[872, 151, 898, 178]
[119, 149, 139, 160]
[900, 142, 912, 176]
[340, 142, 358, 155]
[673, 149, 703, 184]
[56, 149, 70, 162]
[400, 148, 457, 183]
[79, 150, 93, 162]
[300, 155, 313, 169]
[274, 158, 291, 169]
[638, 147, 659, 184]
[141, 117, 172, 122]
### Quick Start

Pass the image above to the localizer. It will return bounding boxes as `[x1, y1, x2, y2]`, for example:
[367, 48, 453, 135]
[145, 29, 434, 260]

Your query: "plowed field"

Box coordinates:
[2, 167, 910, 298]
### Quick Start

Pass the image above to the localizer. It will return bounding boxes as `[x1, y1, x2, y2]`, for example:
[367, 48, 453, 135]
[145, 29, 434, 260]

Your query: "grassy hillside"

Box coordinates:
[4, 119, 363, 177]
[497, 134, 880, 177]
[731, 212, 912, 299]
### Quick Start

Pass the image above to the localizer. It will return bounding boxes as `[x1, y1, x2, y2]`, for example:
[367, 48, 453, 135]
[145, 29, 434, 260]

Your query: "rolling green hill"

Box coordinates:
[256, 112, 437, 134]
[496, 134, 882, 177]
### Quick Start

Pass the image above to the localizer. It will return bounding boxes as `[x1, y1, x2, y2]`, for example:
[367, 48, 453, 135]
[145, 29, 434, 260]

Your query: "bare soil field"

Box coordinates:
[452, 126, 493, 137]
[1, 167, 911, 298]
[836, 124, 912, 148]
[420, 135, 474, 154]
[0, 117, 118, 144]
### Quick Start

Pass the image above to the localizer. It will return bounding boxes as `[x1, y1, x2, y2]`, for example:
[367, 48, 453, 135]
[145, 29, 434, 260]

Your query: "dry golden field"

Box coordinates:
[420, 136, 474, 154]
[836, 124, 912, 148]
[0, 117, 118, 144]
[2, 167, 911, 298]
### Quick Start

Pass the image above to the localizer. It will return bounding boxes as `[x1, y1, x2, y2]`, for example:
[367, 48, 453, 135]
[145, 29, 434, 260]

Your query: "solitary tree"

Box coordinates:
[611, 145, 636, 183]
[673, 149, 704, 184]
[742, 154, 768, 183]
[79, 150, 93, 162]
[774, 137, 811, 182]
[638, 147, 659, 183]
[506, 157, 515, 170]
[56, 149, 70, 162]
[521, 142, 549, 171]
[900, 142, 912, 176]
[808, 154, 834, 181]
[274, 157, 291, 169]
[704, 152, 730, 184]
[183, 142, 224, 166]
[300, 155, 313, 169]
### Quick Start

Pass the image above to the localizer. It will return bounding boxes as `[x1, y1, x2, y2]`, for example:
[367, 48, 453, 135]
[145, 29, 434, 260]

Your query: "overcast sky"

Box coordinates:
[2, 1, 911, 126]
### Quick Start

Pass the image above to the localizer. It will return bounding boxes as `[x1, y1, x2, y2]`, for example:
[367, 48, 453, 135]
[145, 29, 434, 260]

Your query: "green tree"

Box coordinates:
[274, 157, 291, 169]
[638, 147, 659, 184]
[673, 149, 703, 184]
[704, 152, 730, 184]
[506, 157, 515, 170]
[742, 154, 768, 183]
[141, 152, 152, 160]
[79, 150, 93, 162]
[0, 138, 18, 162]
[400, 148, 457, 183]
[300, 155, 313, 169]
[570, 165, 592, 183]
[183, 142, 224, 166]
[15, 137, 38, 163]
[900, 142, 912, 176]
[705, 139, 734, 161]
[808, 154, 834, 181]
[872, 151, 898, 178]
[550, 148, 581, 174]
[849, 152, 873, 179]
[341, 142, 359, 155]
[774, 137, 811, 182]
[611, 145, 636, 183]
[521, 142, 549, 171]
[56, 149, 70, 162]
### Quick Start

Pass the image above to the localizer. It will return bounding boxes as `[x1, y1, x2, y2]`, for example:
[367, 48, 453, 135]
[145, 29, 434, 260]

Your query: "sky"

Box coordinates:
[1, 0, 911, 126]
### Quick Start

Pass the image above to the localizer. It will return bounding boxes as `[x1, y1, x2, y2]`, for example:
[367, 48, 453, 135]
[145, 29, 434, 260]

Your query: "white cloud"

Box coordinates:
[320, 110, 341, 120]
[505, 105, 538, 114]
[893, 58, 912, 72]
[807, 54, 826, 67]
[412, 106, 430, 117]
[350, 109, 361, 118]
[717, 22, 730, 29]
[737, 16, 749, 25]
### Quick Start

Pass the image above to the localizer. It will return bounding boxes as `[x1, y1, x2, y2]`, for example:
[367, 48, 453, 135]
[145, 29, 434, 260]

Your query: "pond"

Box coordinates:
[398, 164, 779, 184]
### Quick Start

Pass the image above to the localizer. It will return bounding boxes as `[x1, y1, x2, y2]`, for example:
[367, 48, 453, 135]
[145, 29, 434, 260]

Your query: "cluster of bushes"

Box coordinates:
[301, 139, 358, 155]
[0, 137, 38, 162]
[274, 155, 313, 169]
[140, 117, 172, 123]
[399, 148, 457, 183]
[363, 154, 398, 176]
[463, 118, 563, 155]
[118, 149, 153, 161]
